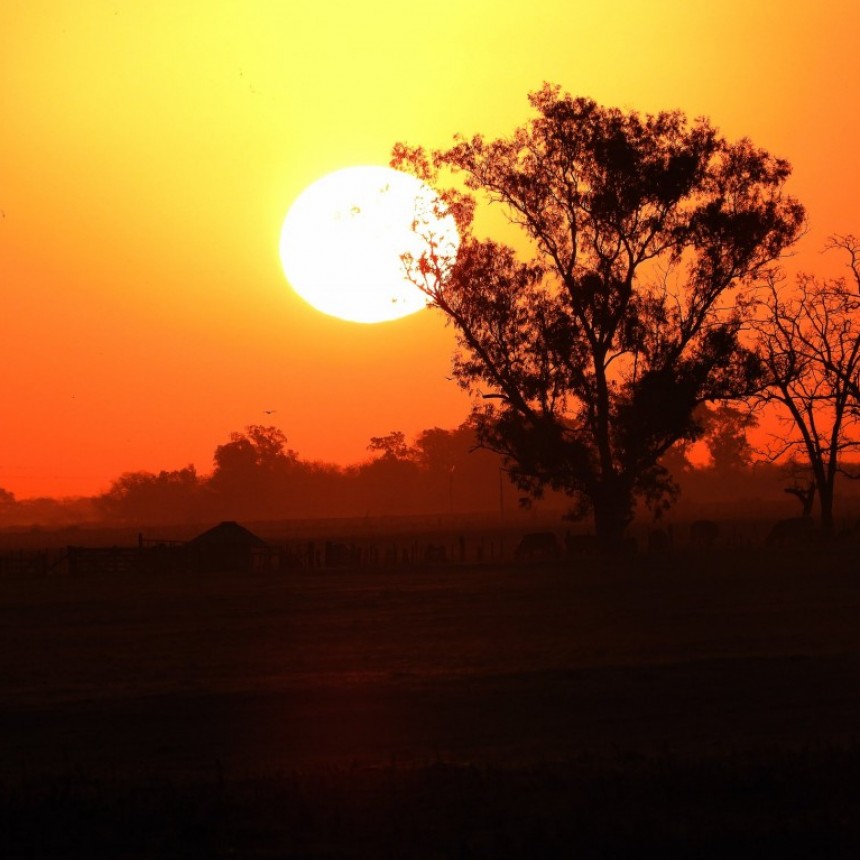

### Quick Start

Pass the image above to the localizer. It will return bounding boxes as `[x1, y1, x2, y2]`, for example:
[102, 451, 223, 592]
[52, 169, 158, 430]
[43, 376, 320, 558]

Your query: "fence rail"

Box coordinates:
[0, 550, 68, 578]
[1, 533, 516, 578]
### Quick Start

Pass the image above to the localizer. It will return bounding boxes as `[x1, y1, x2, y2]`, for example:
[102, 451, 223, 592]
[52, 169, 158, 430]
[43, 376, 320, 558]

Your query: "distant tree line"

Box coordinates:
[0, 423, 514, 528]
[2, 410, 860, 530]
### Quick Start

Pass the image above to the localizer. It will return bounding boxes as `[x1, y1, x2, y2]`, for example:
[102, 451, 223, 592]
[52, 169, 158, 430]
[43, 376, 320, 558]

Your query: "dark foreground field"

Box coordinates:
[2, 545, 860, 856]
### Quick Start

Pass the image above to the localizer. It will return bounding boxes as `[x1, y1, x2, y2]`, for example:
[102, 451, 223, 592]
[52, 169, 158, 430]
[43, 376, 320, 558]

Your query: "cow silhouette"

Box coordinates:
[765, 516, 816, 547]
[514, 532, 561, 562]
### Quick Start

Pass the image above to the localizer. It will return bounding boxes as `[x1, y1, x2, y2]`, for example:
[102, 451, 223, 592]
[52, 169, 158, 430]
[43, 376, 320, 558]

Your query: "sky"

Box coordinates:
[2, 0, 859, 499]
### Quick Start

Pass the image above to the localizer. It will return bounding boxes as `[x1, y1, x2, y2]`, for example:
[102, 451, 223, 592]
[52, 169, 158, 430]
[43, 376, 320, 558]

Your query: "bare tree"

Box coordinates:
[752, 268, 860, 534]
[826, 233, 860, 291]
[818, 233, 860, 405]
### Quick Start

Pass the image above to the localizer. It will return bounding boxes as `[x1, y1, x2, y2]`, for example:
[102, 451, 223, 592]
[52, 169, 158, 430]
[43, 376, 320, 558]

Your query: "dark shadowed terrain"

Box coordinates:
[2, 541, 860, 856]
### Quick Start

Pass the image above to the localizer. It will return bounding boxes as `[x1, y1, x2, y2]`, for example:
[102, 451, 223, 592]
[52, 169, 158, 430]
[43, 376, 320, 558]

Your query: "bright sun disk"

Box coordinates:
[279, 166, 459, 324]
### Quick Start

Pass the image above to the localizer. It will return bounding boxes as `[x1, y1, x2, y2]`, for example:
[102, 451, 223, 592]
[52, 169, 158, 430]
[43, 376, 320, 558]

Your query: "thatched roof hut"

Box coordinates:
[186, 521, 268, 572]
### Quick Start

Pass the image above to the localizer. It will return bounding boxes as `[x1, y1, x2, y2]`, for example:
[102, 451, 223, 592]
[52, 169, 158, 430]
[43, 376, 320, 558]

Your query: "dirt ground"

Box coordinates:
[2, 545, 860, 780]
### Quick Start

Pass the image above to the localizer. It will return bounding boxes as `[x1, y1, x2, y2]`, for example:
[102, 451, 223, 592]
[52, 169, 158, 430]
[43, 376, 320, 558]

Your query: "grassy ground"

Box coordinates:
[4, 749, 860, 858]
[2, 545, 860, 855]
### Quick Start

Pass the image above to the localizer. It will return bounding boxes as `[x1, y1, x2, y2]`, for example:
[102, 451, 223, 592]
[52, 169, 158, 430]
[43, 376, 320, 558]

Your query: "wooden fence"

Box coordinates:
[1, 533, 516, 578]
[0, 550, 67, 578]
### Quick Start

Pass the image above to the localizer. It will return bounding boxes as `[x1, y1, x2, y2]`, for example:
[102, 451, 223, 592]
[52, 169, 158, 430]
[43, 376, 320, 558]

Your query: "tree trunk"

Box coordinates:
[592, 480, 634, 550]
[812, 459, 834, 538]
[818, 482, 835, 537]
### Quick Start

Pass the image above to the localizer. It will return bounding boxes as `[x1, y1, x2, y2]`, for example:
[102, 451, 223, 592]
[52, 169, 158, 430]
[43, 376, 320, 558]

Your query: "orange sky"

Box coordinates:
[2, 1, 859, 499]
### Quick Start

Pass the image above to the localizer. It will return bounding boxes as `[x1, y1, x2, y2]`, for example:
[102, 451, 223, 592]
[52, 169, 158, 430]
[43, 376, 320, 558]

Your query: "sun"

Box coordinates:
[279, 166, 459, 324]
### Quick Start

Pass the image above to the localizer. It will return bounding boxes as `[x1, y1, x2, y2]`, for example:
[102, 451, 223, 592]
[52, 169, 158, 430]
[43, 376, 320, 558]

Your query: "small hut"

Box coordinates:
[186, 521, 269, 572]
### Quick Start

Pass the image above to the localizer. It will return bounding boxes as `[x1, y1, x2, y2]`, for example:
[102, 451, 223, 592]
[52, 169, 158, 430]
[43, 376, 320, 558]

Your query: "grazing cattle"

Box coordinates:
[514, 531, 561, 562]
[765, 516, 816, 547]
[689, 519, 720, 550]
[647, 526, 673, 556]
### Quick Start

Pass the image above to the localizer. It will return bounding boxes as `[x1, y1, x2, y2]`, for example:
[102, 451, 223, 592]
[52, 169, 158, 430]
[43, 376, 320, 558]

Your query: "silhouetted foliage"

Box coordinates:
[699, 404, 758, 472]
[355, 423, 516, 516]
[367, 430, 414, 461]
[356, 430, 421, 515]
[0, 494, 98, 529]
[657, 404, 765, 521]
[97, 466, 204, 525]
[82, 421, 527, 526]
[212, 425, 297, 476]
[393, 84, 805, 543]
[209, 425, 299, 519]
[412, 421, 513, 514]
[6, 421, 860, 530]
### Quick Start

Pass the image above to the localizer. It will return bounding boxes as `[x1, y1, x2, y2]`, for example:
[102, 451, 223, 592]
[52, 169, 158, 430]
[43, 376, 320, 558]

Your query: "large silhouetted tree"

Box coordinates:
[393, 84, 805, 543]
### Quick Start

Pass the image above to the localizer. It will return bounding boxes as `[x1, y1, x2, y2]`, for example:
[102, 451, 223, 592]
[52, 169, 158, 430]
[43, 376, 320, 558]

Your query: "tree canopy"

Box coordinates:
[393, 84, 805, 542]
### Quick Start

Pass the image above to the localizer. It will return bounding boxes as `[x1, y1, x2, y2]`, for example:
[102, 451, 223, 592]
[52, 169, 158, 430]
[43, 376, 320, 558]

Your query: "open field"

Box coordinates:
[2, 544, 860, 855]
